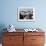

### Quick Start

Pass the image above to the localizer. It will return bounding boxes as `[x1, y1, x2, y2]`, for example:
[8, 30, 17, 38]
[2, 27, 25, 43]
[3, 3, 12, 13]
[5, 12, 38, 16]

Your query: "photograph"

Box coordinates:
[18, 7, 35, 21]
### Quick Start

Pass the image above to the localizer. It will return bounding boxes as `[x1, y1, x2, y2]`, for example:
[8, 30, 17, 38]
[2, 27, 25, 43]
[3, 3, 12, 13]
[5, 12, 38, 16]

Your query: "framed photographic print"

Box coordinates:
[17, 7, 35, 21]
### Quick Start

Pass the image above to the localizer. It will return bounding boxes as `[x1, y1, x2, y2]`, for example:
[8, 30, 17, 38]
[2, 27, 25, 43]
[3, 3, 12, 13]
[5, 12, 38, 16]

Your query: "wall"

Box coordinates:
[0, 0, 46, 43]
[0, 0, 46, 30]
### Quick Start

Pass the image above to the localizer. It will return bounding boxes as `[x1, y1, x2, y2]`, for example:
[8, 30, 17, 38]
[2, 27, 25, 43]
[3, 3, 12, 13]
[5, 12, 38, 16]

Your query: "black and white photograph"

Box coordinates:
[18, 7, 35, 21]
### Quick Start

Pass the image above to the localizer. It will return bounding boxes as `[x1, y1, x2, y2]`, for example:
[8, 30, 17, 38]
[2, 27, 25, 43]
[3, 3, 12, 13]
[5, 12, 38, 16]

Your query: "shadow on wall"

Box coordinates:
[0, 24, 7, 43]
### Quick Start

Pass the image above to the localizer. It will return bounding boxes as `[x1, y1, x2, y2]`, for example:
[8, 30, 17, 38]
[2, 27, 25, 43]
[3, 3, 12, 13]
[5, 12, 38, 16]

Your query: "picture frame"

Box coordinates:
[17, 7, 35, 21]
